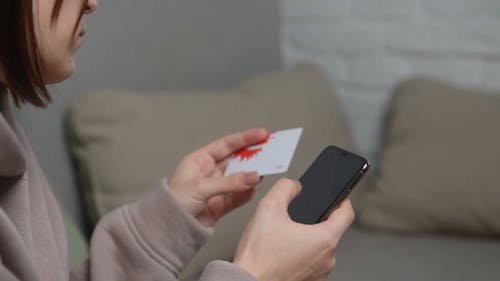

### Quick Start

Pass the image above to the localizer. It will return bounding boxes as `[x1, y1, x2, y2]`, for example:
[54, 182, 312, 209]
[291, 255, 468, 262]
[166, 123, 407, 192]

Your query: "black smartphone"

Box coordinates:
[288, 145, 369, 224]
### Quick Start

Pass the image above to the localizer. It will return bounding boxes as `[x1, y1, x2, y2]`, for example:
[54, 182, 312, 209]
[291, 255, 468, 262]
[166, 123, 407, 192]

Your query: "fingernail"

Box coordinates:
[244, 172, 260, 184]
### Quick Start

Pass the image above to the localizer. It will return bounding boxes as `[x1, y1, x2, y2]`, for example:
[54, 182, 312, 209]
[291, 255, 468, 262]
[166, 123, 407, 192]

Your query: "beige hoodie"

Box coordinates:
[0, 93, 256, 281]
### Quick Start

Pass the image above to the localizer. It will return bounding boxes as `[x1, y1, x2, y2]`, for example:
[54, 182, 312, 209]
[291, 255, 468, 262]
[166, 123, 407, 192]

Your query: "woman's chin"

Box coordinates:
[45, 59, 76, 84]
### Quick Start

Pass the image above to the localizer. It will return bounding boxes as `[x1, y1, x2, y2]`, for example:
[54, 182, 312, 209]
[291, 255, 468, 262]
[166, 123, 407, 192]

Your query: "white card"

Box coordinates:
[224, 127, 303, 176]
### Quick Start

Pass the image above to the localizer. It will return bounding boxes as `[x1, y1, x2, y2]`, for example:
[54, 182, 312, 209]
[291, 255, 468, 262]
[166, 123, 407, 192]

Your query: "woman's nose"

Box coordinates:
[84, 0, 98, 14]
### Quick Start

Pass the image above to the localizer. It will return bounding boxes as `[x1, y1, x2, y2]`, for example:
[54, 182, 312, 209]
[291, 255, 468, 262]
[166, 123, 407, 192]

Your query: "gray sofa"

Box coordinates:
[65, 64, 500, 281]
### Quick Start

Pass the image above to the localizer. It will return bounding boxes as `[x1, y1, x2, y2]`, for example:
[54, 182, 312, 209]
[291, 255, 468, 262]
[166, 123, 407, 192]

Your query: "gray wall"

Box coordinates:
[18, 0, 280, 231]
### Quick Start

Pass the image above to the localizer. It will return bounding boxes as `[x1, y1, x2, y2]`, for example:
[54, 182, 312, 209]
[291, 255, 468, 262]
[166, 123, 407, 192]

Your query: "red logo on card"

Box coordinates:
[233, 134, 272, 161]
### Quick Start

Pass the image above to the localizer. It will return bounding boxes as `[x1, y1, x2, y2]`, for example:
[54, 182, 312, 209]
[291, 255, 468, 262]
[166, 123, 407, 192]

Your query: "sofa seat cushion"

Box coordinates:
[331, 226, 500, 281]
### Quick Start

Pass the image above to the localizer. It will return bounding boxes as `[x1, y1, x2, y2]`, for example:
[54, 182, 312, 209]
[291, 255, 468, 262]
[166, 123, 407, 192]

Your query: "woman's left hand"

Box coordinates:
[168, 128, 268, 227]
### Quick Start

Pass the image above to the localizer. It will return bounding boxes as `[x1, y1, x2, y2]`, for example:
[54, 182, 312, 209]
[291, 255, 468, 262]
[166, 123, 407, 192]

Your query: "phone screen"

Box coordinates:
[288, 146, 368, 224]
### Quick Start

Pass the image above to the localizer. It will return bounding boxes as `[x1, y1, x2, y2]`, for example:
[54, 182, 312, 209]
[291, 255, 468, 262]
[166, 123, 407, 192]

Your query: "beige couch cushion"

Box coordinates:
[357, 77, 500, 236]
[67, 63, 355, 279]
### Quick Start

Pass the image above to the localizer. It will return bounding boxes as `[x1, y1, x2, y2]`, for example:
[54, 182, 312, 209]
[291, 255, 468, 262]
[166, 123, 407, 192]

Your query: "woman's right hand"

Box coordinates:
[233, 178, 355, 281]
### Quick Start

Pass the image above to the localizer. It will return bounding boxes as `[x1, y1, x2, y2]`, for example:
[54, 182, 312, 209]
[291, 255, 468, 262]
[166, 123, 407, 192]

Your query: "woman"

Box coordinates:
[0, 0, 355, 280]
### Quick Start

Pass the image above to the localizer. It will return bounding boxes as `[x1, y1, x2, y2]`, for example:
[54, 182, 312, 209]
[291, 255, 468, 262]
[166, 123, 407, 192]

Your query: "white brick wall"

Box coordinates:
[282, 0, 500, 161]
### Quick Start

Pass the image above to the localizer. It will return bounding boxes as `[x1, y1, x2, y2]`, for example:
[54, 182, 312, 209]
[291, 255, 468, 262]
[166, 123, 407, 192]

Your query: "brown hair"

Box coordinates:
[0, 0, 84, 107]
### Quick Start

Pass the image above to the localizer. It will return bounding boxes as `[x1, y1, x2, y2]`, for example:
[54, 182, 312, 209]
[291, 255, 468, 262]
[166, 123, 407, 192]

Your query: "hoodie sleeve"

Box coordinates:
[70, 179, 210, 280]
[70, 179, 257, 281]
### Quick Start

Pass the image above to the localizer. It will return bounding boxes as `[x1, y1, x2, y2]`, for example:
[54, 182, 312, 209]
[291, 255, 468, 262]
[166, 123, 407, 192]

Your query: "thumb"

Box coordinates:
[264, 178, 302, 210]
[200, 172, 261, 199]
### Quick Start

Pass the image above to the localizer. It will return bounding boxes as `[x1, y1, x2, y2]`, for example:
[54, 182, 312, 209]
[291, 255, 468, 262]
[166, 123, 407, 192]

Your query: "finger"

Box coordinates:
[322, 199, 355, 236]
[216, 157, 230, 171]
[263, 178, 302, 210]
[200, 172, 261, 198]
[201, 128, 269, 161]
[222, 188, 256, 214]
